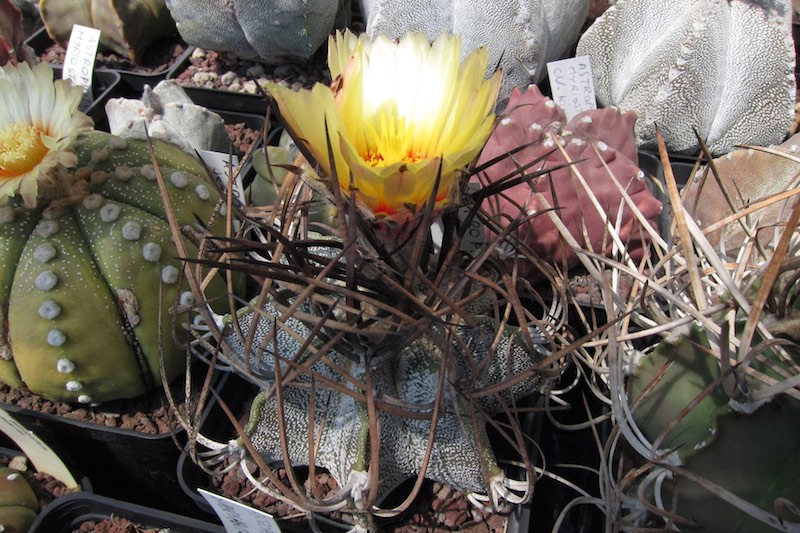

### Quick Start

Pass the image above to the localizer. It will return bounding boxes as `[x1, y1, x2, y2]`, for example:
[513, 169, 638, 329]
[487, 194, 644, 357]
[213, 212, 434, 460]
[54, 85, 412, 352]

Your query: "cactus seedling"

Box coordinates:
[0, 62, 228, 403]
[38, 0, 178, 63]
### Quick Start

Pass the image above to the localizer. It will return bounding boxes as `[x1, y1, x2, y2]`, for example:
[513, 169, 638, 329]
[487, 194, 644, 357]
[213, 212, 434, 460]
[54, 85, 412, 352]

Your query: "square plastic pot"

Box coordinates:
[26, 26, 193, 95]
[29, 492, 224, 533]
[0, 366, 241, 517]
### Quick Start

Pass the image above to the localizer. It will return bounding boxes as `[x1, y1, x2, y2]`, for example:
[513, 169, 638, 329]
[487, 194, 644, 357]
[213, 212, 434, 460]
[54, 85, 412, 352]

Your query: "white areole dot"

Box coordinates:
[35, 271, 58, 291]
[122, 221, 142, 240]
[66, 380, 82, 391]
[161, 265, 179, 284]
[56, 358, 75, 374]
[33, 243, 57, 263]
[100, 203, 121, 223]
[170, 171, 189, 189]
[38, 300, 61, 319]
[35, 219, 59, 238]
[142, 242, 162, 262]
[47, 329, 66, 347]
[82, 193, 104, 210]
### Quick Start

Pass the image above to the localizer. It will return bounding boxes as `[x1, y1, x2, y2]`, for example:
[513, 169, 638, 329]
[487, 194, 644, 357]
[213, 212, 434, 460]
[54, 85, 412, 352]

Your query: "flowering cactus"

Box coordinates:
[476, 85, 663, 280]
[39, 0, 178, 62]
[0, 62, 227, 403]
[358, 0, 589, 102]
[186, 31, 565, 525]
[268, 30, 501, 233]
[165, 0, 347, 64]
[575, 0, 796, 156]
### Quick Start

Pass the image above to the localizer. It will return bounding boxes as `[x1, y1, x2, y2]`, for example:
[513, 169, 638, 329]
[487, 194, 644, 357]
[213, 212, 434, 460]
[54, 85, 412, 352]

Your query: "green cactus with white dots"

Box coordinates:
[0, 130, 227, 404]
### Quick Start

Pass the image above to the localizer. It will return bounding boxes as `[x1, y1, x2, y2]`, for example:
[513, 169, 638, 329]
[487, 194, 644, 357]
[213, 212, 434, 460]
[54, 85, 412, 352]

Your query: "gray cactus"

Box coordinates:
[221, 296, 550, 505]
[358, 0, 589, 102]
[165, 0, 349, 64]
[576, 0, 796, 156]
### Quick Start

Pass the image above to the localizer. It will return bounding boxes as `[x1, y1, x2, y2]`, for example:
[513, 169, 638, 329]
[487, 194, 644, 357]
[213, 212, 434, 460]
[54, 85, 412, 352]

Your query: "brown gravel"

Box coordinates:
[0, 377, 194, 435]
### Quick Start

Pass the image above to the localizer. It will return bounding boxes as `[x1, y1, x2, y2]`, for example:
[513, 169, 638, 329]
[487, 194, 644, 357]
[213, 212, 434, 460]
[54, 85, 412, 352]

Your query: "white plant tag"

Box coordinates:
[546, 56, 597, 121]
[62, 24, 101, 93]
[430, 182, 485, 255]
[199, 489, 282, 533]
[0, 407, 79, 488]
[198, 150, 246, 211]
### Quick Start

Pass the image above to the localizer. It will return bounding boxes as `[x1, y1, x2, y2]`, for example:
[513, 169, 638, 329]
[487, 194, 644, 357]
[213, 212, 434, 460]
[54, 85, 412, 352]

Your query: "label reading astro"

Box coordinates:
[547, 56, 597, 121]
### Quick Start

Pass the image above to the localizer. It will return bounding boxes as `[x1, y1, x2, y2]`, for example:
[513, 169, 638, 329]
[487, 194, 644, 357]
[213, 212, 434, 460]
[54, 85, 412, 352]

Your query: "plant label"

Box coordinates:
[62, 24, 101, 96]
[199, 489, 282, 532]
[547, 56, 597, 121]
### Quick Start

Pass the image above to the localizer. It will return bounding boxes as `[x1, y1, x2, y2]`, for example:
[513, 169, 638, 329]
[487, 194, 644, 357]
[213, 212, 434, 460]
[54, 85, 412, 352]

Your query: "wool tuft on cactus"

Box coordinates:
[0, 62, 228, 404]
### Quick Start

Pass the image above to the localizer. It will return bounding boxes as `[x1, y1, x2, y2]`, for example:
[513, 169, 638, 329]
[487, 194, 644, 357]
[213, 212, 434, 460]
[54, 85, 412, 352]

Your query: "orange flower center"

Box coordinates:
[362, 149, 422, 168]
[0, 122, 48, 179]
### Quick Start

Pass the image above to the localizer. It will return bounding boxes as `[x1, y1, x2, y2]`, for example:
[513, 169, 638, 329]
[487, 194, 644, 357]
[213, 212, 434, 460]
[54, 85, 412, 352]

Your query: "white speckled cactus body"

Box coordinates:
[576, 0, 796, 156]
[0, 131, 225, 404]
[358, 0, 589, 101]
[223, 297, 549, 505]
[165, 0, 347, 63]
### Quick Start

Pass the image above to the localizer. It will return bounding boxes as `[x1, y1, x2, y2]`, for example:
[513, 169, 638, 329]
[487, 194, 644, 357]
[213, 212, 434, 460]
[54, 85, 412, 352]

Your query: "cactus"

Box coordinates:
[569, 131, 800, 530]
[0, 131, 228, 403]
[38, 0, 178, 63]
[476, 85, 663, 281]
[105, 80, 231, 155]
[682, 132, 800, 250]
[179, 31, 581, 527]
[164, 0, 348, 64]
[575, 0, 796, 156]
[0, 466, 39, 533]
[358, 0, 589, 102]
[0, 62, 228, 404]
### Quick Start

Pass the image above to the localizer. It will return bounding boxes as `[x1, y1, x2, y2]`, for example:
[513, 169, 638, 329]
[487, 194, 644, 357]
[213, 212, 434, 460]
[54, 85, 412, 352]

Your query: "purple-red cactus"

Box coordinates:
[477, 86, 663, 280]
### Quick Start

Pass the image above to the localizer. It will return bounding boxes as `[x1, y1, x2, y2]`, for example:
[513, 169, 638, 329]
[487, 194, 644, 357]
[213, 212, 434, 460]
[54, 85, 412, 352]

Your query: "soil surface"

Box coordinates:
[73, 516, 166, 533]
[36, 34, 189, 76]
[0, 375, 198, 434]
[207, 461, 508, 532]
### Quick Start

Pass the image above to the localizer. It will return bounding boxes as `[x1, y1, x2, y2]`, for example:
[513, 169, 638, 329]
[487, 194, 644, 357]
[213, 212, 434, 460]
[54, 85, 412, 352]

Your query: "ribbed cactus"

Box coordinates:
[38, 0, 178, 62]
[575, 0, 796, 156]
[0, 466, 39, 533]
[358, 0, 589, 102]
[476, 86, 663, 281]
[164, 0, 347, 64]
[0, 130, 227, 403]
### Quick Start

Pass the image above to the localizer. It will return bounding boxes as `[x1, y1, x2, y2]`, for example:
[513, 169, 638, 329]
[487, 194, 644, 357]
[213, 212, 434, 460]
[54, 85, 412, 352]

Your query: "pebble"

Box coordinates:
[242, 80, 259, 94]
[246, 64, 265, 78]
[220, 71, 238, 86]
[273, 65, 295, 78]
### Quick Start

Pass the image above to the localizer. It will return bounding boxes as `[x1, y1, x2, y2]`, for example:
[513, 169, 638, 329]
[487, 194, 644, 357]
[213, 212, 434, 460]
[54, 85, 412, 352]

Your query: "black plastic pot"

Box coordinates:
[167, 56, 269, 115]
[26, 26, 193, 95]
[0, 366, 238, 516]
[47, 65, 120, 131]
[177, 383, 542, 532]
[29, 492, 224, 533]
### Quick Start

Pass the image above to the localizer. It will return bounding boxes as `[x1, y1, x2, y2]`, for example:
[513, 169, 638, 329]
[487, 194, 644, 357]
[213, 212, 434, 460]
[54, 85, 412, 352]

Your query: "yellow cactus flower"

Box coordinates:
[268, 30, 501, 223]
[0, 62, 93, 208]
